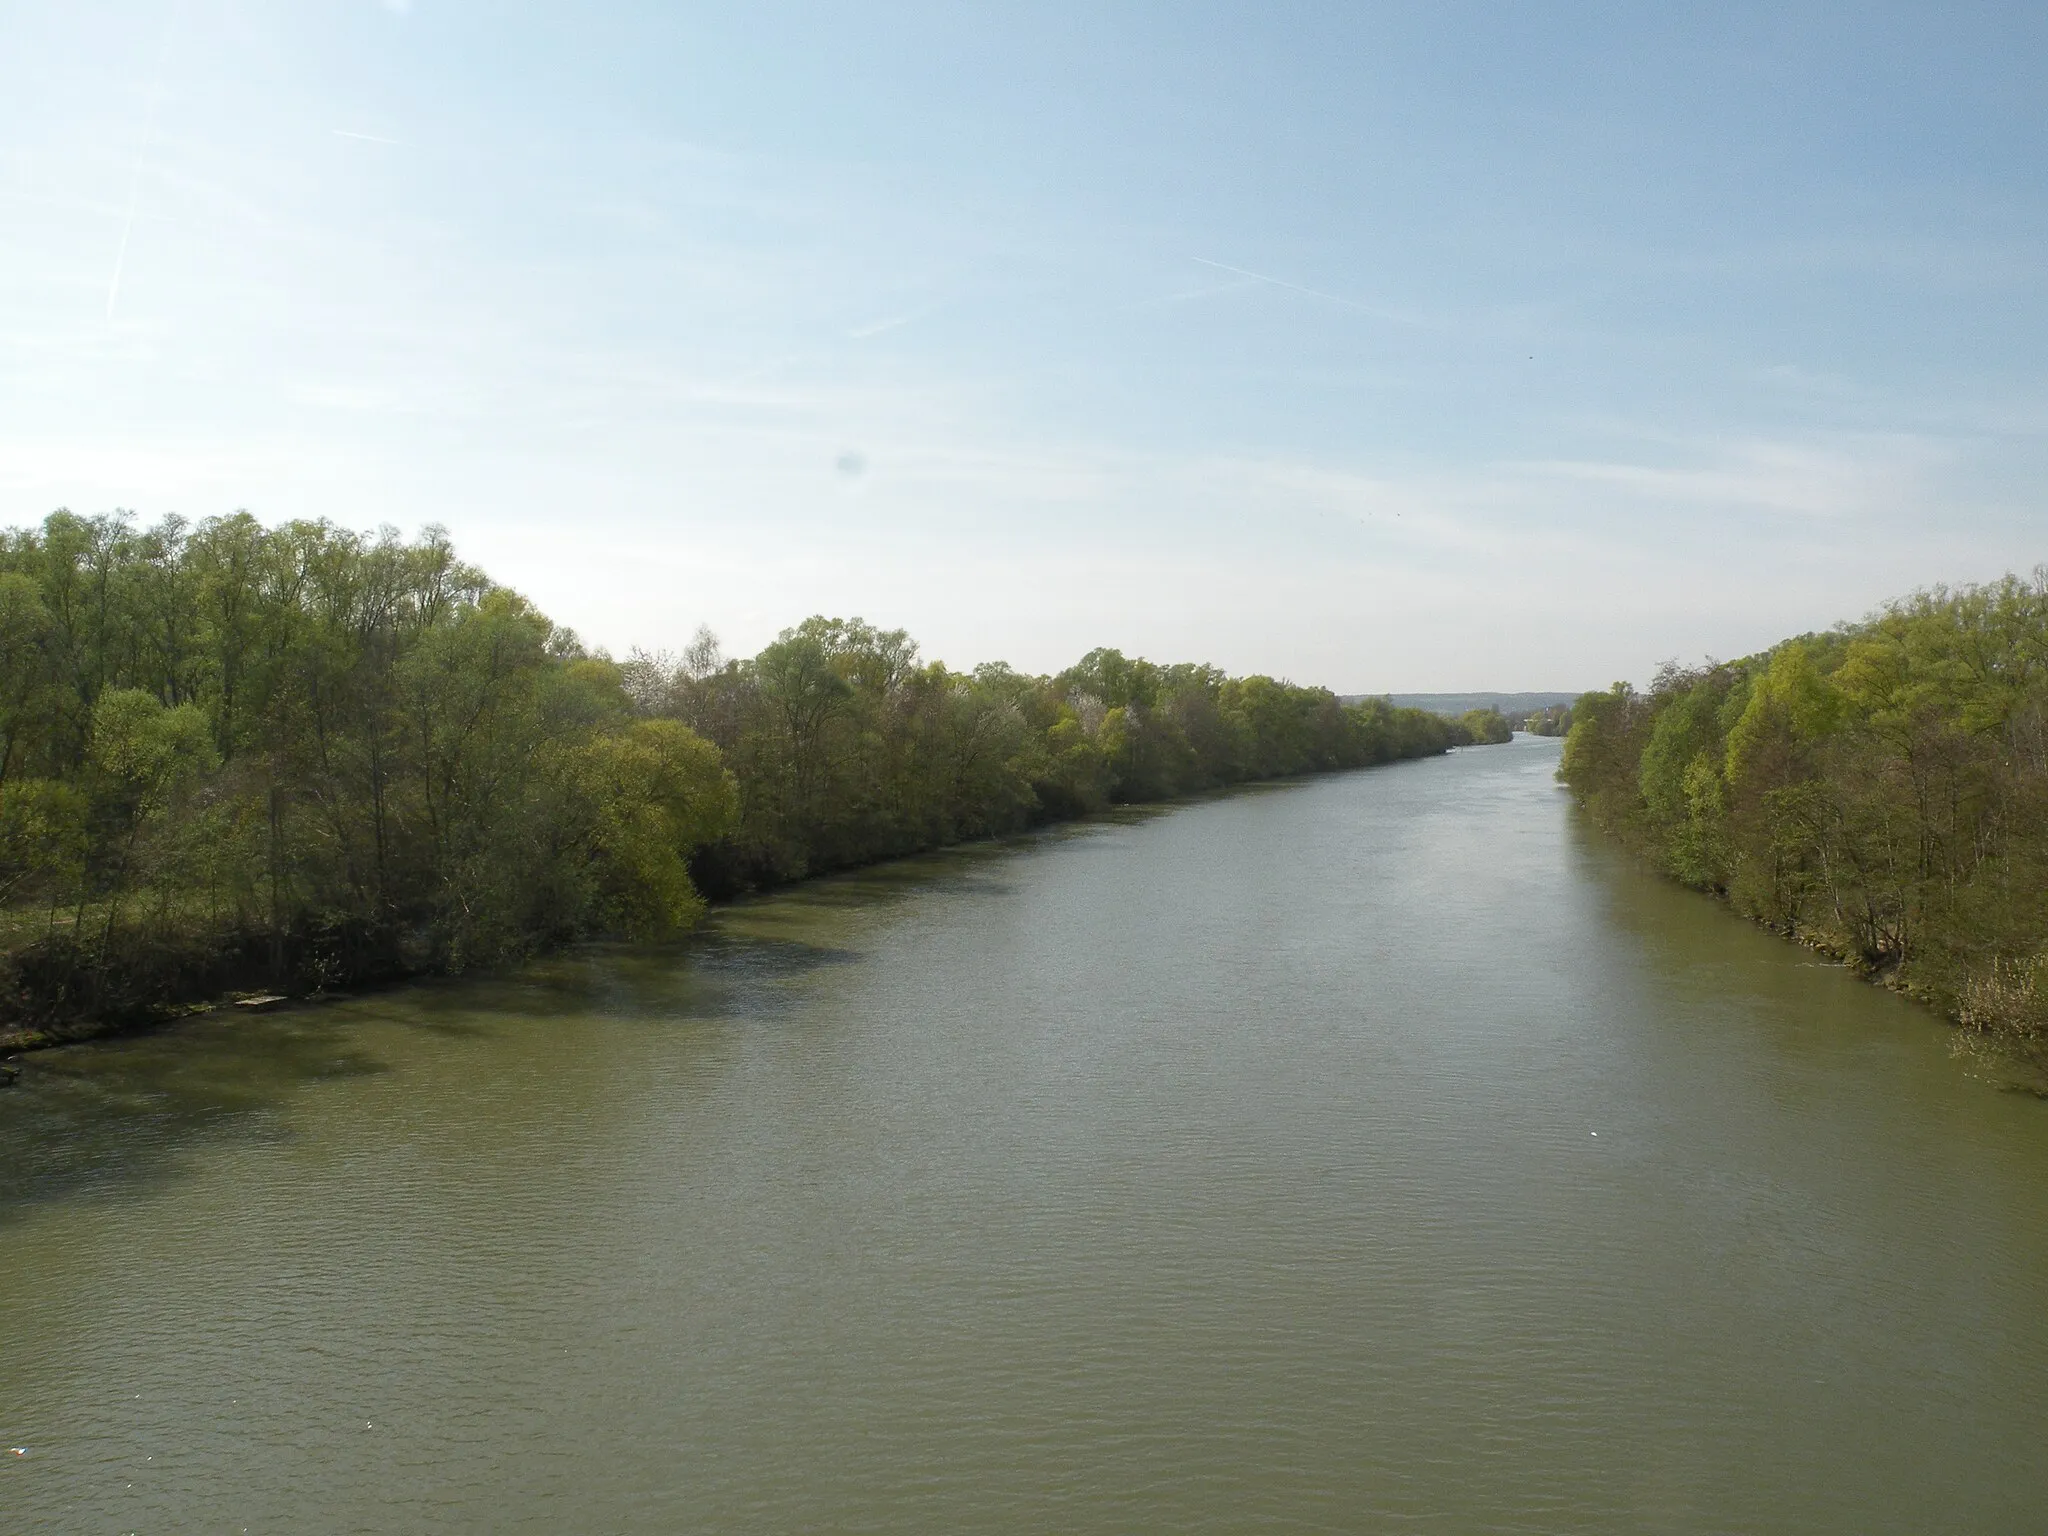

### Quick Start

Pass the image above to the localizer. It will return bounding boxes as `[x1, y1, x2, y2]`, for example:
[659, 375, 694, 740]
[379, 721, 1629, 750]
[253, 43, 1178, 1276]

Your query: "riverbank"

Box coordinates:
[1554, 573, 2048, 1073]
[1565, 793, 2048, 1075]
[0, 514, 1489, 1060]
[0, 917, 407, 1054]
[1, 746, 1499, 1058]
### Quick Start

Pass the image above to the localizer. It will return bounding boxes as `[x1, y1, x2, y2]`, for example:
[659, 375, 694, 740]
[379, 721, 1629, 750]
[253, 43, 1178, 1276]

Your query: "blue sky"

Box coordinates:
[4, 2, 2045, 689]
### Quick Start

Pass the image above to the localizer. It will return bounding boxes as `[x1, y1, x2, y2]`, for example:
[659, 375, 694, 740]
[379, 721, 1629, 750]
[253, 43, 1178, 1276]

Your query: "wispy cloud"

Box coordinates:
[845, 301, 946, 341]
[1521, 435, 1947, 519]
[1188, 257, 1421, 326]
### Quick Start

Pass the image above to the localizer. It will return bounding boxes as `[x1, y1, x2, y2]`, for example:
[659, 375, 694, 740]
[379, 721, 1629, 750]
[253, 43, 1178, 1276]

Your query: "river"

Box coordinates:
[4, 735, 2047, 1532]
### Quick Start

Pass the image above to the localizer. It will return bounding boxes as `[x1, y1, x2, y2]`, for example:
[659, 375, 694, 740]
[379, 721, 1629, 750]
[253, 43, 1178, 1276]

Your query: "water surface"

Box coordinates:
[5, 736, 2047, 1532]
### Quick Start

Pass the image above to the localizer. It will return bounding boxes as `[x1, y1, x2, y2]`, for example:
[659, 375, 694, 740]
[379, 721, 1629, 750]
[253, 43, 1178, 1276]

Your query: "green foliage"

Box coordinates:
[0, 513, 739, 1026]
[92, 689, 217, 794]
[1451, 707, 1513, 745]
[559, 719, 736, 937]
[0, 510, 1460, 1034]
[644, 633, 1459, 893]
[0, 779, 87, 907]
[1558, 571, 2048, 1049]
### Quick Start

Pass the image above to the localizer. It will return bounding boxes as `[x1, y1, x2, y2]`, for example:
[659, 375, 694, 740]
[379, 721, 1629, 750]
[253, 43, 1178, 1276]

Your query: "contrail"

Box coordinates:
[1131, 276, 1262, 308]
[846, 300, 945, 341]
[846, 313, 916, 341]
[332, 129, 401, 146]
[105, 138, 154, 323]
[1189, 256, 1415, 324]
[107, 7, 178, 323]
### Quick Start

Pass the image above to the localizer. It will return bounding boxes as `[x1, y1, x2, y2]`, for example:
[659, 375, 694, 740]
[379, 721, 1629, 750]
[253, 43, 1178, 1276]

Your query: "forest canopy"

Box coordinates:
[1557, 570, 2048, 1054]
[0, 511, 1474, 1042]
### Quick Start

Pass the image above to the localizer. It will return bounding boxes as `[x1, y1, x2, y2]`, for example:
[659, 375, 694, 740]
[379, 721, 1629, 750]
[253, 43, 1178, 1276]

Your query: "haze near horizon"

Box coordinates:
[3, 2, 2044, 691]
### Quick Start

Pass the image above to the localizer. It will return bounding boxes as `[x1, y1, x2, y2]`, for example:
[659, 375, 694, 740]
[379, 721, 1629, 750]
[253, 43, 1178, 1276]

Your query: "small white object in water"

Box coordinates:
[9, 1447, 25, 1456]
[1590, 1131, 1599, 1137]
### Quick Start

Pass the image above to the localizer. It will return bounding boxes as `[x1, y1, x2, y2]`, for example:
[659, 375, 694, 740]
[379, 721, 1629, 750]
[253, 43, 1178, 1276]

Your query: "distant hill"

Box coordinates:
[1340, 691, 1583, 718]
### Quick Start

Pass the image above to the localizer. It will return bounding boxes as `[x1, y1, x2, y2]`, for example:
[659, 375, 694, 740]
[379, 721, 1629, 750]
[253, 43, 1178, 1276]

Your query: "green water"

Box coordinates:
[5, 736, 2046, 1532]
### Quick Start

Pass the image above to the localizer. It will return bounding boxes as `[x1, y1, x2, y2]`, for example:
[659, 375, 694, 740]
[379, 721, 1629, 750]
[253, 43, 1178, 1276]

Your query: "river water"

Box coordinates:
[5, 735, 2047, 1532]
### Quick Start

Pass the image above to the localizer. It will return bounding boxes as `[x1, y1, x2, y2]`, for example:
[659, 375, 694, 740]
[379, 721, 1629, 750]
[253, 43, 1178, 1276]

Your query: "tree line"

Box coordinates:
[1558, 571, 2048, 1057]
[1455, 707, 1514, 744]
[0, 511, 1476, 1041]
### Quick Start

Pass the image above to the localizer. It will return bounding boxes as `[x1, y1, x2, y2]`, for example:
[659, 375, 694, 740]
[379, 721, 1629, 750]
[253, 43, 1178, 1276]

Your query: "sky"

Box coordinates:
[3, 1, 2046, 691]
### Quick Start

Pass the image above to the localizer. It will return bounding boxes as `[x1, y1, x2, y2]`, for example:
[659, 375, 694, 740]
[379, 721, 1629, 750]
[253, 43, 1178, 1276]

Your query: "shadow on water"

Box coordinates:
[376, 929, 869, 1028]
[0, 781, 1333, 1227]
[0, 926, 878, 1224]
[1562, 802, 2048, 1100]
[726, 775, 1317, 919]
[0, 1010, 393, 1222]
[739, 868, 1019, 912]
[1563, 805, 1891, 1018]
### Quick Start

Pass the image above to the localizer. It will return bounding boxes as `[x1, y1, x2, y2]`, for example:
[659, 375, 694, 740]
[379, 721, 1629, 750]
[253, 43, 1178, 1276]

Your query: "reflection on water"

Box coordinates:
[0, 869, 921, 1216]
[4, 738, 2046, 1534]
